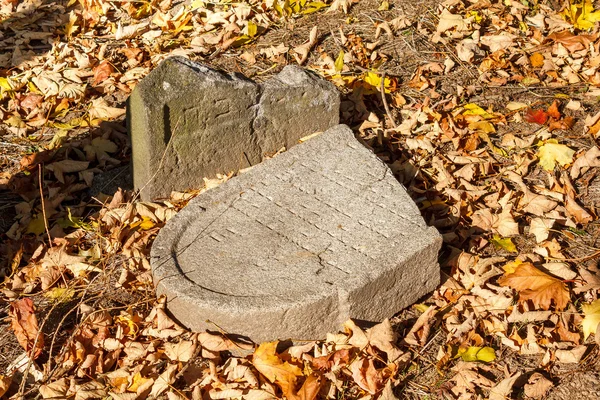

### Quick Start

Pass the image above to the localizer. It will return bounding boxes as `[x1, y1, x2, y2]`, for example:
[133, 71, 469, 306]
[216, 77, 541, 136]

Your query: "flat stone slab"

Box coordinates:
[128, 57, 340, 200]
[151, 125, 442, 342]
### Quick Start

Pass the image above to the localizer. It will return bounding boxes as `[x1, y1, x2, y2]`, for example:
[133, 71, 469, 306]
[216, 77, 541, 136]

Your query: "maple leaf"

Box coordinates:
[561, 0, 600, 30]
[581, 299, 600, 339]
[525, 108, 548, 124]
[252, 341, 303, 397]
[537, 140, 575, 171]
[498, 262, 570, 310]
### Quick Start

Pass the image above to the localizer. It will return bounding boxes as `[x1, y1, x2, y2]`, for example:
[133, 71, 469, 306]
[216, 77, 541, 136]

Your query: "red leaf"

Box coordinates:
[525, 109, 548, 125]
[9, 298, 44, 359]
[92, 60, 114, 86]
[547, 100, 561, 120]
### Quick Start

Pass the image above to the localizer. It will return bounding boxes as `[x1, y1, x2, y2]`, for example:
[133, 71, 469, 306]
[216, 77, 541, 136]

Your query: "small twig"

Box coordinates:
[380, 72, 397, 128]
[38, 164, 52, 248]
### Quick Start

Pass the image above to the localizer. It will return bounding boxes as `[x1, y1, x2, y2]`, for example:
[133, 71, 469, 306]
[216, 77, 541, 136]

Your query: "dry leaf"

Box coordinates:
[498, 262, 570, 310]
[9, 298, 44, 359]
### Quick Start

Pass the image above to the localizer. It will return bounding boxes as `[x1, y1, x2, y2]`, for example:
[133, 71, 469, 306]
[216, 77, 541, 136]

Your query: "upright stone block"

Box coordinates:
[151, 125, 442, 342]
[127, 57, 340, 200]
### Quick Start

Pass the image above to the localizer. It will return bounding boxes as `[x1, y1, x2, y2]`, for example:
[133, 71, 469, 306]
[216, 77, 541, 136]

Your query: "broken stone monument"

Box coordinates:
[128, 57, 340, 200]
[151, 124, 442, 342]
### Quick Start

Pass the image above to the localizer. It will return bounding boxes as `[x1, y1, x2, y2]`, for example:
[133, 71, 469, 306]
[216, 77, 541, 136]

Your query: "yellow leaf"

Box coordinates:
[252, 341, 303, 397]
[468, 120, 495, 133]
[26, 215, 46, 235]
[246, 21, 258, 37]
[457, 346, 496, 363]
[502, 259, 523, 274]
[128, 372, 153, 392]
[561, 0, 600, 30]
[334, 50, 345, 72]
[581, 300, 600, 340]
[190, 0, 205, 10]
[64, 10, 79, 39]
[301, 1, 329, 14]
[490, 235, 517, 253]
[498, 262, 570, 310]
[413, 303, 430, 313]
[44, 287, 75, 301]
[363, 71, 393, 93]
[538, 140, 575, 171]
[462, 103, 495, 119]
[378, 0, 389, 11]
[139, 217, 155, 230]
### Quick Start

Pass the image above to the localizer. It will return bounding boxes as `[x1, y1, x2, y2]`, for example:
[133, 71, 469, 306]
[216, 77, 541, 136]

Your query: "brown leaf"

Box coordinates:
[9, 298, 44, 359]
[92, 60, 114, 86]
[523, 372, 553, 399]
[287, 374, 323, 400]
[571, 146, 600, 179]
[498, 262, 570, 310]
[350, 358, 383, 394]
[548, 116, 575, 132]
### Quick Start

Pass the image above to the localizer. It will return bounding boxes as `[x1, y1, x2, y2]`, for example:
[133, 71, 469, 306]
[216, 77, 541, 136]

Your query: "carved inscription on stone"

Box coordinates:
[151, 125, 442, 341]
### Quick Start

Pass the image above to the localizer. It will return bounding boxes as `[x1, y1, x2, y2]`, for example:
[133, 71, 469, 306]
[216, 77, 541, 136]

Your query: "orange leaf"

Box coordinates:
[252, 341, 303, 397]
[498, 262, 570, 310]
[525, 109, 548, 125]
[530, 52, 545, 68]
[288, 374, 324, 400]
[547, 100, 561, 120]
[92, 60, 114, 86]
[9, 298, 44, 359]
[548, 116, 575, 132]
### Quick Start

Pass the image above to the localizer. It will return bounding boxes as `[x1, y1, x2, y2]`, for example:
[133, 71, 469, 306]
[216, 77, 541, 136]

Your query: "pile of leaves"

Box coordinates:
[2, 0, 600, 398]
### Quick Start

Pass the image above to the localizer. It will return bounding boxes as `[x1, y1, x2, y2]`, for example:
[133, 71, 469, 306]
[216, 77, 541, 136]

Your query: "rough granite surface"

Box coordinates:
[128, 56, 340, 200]
[151, 124, 442, 342]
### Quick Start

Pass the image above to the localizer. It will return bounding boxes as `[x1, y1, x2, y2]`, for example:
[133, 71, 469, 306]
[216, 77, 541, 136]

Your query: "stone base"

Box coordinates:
[150, 125, 441, 342]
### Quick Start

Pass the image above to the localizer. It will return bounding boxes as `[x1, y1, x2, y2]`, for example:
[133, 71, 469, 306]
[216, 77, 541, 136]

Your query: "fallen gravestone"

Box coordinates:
[151, 124, 442, 342]
[128, 57, 340, 200]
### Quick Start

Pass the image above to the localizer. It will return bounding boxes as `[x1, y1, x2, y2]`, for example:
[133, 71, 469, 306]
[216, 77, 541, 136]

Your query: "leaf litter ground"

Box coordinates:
[1, 0, 600, 398]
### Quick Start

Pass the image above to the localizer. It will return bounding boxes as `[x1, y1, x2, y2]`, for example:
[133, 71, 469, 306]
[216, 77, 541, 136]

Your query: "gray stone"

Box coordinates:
[151, 124, 442, 342]
[128, 57, 340, 200]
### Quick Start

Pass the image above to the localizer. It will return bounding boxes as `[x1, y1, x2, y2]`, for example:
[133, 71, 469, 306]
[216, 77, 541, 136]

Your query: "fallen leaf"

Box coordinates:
[457, 346, 496, 363]
[488, 371, 521, 400]
[525, 109, 548, 124]
[490, 235, 517, 253]
[555, 345, 586, 363]
[523, 372, 554, 399]
[561, 0, 600, 30]
[581, 299, 600, 340]
[571, 146, 600, 179]
[547, 100, 561, 119]
[498, 262, 570, 310]
[529, 53, 544, 67]
[252, 341, 303, 397]
[9, 298, 44, 359]
[529, 218, 554, 243]
[92, 60, 114, 86]
[88, 97, 126, 120]
[538, 140, 575, 171]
